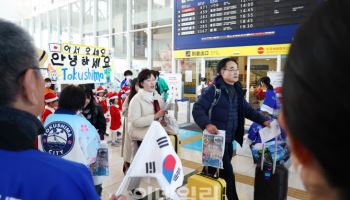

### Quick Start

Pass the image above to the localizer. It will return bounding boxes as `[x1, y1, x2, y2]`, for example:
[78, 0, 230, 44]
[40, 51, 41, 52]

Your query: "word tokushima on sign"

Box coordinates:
[48, 43, 111, 84]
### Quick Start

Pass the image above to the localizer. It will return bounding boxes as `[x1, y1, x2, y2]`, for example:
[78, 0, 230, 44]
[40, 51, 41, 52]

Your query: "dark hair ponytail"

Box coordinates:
[260, 76, 273, 90]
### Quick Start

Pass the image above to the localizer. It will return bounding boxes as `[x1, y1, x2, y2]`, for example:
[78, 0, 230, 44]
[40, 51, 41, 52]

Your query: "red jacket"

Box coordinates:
[97, 97, 108, 114]
[117, 86, 130, 111]
[41, 106, 55, 124]
[109, 105, 121, 131]
[253, 87, 266, 101]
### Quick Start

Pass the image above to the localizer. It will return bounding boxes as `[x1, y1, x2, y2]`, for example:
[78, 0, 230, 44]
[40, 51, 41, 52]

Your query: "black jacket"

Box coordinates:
[83, 104, 106, 138]
[192, 75, 267, 146]
[0, 107, 44, 150]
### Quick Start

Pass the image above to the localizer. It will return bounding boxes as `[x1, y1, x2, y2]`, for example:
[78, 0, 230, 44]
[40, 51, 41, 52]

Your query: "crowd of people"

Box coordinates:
[0, 18, 170, 199]
[1, 1, 349, 200]
[38, 71, 170, 198]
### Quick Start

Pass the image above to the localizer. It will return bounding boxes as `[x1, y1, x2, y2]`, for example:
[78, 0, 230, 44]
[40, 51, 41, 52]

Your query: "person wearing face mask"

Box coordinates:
[38, 85, 103, 196]
[121, 70, 133, 89]
[44, 78, 55, 95]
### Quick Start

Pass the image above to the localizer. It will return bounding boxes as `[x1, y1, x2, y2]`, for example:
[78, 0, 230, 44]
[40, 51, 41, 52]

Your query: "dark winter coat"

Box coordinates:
[192, 75, 268, 146]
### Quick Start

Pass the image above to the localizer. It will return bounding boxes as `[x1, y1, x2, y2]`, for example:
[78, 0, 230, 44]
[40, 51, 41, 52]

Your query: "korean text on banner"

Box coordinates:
[48, 42, 111, 84]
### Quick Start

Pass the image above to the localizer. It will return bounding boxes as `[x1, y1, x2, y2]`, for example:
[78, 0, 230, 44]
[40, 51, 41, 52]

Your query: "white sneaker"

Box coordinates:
[128, 189, 143, 199]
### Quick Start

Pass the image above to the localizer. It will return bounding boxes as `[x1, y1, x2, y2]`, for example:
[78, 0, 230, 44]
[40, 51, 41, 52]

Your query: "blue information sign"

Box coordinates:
[174, 0, 320, 50]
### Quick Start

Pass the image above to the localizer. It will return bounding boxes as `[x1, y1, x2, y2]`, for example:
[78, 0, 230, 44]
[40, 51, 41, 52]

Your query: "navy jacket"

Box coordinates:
[192, 76, 267, 146]
[0, 107, 99, 200]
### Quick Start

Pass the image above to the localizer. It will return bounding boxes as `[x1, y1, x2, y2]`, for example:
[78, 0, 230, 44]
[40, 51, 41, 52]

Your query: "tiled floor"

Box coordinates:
[101, 140, 307, 200]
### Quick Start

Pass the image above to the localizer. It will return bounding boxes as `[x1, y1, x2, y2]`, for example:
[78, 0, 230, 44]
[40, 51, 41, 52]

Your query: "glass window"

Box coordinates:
[131, 31, 148, 70]
[23, 19, 30, 33]
[49, 9, 58, 42]
[97, 36, 109, 48]
[82, 33, 94, 46]
[248, 58, 277, 109]
[41, 13, 49, 50]
[59, 6, 69, 42]
[27, 18, 34, 35]
[152, 27, 172, 73]
[205, 60, 220, 83]
[152, 0, 172, 26]
[33, 16, 41, 47]
[281, 55, 287, 71]
[112, 0, 127, 33]
[97, 0, 109, 36]
[112, 33, 127, 59]
[131, 0, 147, 29]
[177, 58, 199, 101]
[70, 1, 80, 43]
[83, 0, 94, 36]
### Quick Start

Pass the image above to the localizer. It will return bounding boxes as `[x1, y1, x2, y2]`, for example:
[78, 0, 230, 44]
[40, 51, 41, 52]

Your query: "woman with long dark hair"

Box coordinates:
[121, 78, 139, 174]
[81, 85, 107, 140]
[259, 76, 279, 117]
[260, 76, 273, 90]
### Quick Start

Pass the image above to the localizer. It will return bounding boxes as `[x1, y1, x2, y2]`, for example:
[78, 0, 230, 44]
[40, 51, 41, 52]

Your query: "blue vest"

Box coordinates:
[0, 150, 99, 200]
[39, 111, 100, 166]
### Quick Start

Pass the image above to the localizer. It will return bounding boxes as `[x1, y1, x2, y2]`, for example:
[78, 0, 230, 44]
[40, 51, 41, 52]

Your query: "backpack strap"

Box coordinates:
[208, 84, 221, 120]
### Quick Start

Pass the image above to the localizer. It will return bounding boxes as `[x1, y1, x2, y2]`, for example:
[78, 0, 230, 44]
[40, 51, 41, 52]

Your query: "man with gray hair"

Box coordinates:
[0, 19, 99, 199]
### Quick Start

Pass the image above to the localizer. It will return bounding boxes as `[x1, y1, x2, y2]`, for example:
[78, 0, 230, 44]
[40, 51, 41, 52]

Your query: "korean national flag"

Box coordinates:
[116, 121, 184, 200]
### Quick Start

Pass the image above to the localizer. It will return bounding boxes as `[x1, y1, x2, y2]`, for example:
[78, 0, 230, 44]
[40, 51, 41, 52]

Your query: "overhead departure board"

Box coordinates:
[174, 0, 321, 50]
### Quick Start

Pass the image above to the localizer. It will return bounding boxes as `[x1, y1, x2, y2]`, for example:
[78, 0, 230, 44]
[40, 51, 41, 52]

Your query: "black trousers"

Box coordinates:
[95, 184, 102, 197]
[207, 143, 239, 200]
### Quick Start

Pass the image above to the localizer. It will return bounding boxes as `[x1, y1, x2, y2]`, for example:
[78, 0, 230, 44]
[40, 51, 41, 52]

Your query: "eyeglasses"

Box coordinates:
[16, 67, 41, 81]
[224, 68, 239, 72]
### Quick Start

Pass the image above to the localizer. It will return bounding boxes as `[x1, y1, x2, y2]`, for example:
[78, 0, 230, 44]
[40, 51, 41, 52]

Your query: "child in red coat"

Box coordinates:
[96, 86, 108, 114]
[109, 93, 122, 146]
[41, 92, 58, 123]
[36, 92, 58, 149]
[117, 86, 130, 111]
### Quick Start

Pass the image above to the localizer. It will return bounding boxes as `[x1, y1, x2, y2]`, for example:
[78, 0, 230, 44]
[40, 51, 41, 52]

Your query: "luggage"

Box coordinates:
[187, 94, 226, 200]
[254, 165, 288, 200]
[254, 137, 289, 200]
[187, 168, 227, 200]
[168, 134, 181, 155]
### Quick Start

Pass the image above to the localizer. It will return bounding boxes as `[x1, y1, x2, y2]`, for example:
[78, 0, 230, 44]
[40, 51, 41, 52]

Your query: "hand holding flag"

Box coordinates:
[115, 121, 183, 199]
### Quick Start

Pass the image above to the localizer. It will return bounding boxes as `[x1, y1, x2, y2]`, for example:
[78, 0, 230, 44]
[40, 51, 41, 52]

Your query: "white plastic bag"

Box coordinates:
[163, 114, 178, 134]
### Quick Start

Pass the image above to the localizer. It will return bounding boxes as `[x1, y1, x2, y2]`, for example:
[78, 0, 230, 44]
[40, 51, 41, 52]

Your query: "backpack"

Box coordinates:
[208, 84, 222, 120]
[200, 84, 208, 94]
